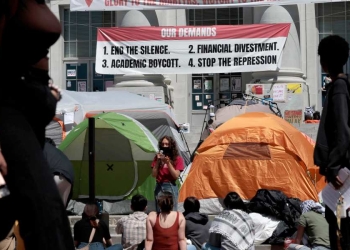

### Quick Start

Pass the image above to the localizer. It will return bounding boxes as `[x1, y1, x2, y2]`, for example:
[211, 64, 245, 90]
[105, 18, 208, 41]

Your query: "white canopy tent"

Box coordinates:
[56, 90, 176, 124]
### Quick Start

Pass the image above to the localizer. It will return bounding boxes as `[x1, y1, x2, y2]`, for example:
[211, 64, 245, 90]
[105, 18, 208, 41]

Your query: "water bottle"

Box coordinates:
[97, 200, 103, 214]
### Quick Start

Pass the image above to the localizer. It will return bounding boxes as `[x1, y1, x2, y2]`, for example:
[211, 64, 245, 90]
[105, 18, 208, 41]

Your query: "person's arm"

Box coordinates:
[100, 221, 112, 247]
[326, 81, 350, 186]
[151, 155, 161, 178]
[294, 225, 305, 245]
[73, 222, 80, 247]
[115, 218, 123, 234]
[74, 241, 79, 248]
[165, 157, 181, 180]
[295, 214, 307, 245]
[152, 161, 161, 178]
[105, 239, 113, 247]
[145, 213, 155, 250]
[0, 149, 7, 176]
[178, 213, 187, 250]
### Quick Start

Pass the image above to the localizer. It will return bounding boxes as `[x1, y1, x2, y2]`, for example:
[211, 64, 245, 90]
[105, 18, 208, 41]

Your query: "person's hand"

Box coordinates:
[331, 176, 343, 190]
[0, 151, 7, 176]
[49, 82, 62, 101]
[162, 156, 170, 165]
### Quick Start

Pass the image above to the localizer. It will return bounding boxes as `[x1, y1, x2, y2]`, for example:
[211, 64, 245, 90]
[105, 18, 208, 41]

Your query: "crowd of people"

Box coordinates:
[71, 192, 332, 250]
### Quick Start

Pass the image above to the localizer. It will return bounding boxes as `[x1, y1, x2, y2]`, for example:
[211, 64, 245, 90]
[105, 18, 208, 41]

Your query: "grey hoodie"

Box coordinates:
[184, 212, 211, 250]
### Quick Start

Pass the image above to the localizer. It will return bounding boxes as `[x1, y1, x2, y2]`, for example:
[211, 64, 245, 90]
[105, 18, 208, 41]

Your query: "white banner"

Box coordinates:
[95, 24, 290, 75]
[71, 0, 346, 11]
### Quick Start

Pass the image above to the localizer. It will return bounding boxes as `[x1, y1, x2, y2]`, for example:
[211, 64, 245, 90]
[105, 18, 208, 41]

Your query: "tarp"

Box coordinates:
[70, 0, 345, 11]
[199, 100, 276, 142]
[179, 112, 326, 214]
[213, 102, 275, 128]
[96, 24, 290, 75]
[48, 90, 177, 145]
[56, 90, 176, 121]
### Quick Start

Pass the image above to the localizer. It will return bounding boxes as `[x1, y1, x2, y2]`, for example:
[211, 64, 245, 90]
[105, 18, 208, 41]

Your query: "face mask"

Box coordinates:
[160, 146, 172, 155]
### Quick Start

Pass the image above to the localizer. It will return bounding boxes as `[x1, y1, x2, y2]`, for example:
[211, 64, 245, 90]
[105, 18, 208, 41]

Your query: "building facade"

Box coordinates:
[48, 1, 350, 148]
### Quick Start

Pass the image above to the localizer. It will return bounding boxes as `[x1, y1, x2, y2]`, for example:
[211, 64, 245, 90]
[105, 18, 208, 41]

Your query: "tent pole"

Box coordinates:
[88, 117, 95, 203]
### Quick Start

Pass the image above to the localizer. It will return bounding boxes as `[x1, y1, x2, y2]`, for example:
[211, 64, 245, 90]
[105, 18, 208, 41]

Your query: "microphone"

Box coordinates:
[159, 150, 165, 160]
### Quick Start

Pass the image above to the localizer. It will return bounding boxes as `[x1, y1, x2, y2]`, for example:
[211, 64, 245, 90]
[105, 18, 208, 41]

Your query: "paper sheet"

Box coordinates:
[322, 168, 350, 213]
[64, 112, 75, 125]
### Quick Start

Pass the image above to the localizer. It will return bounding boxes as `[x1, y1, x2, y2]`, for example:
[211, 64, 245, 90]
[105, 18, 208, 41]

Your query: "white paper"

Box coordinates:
[231, 77, 242, 92]
[64, 112, 75, 125]
[78, 81, 87, 92]
[272, 84, 287, 102]
[204, 80, 213, 91]
[322, 168, 350, 214]
[195, 95, 200, 101]
[67, 69, 76, 77]
[220, 78, 230, 92]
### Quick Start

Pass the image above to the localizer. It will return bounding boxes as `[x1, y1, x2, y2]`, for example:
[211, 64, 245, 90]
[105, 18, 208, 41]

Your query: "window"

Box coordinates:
[192, 74, 214, 110]
[188, 8, 243, 26]
[188, 8, 243, 110]
[63, 10, 116, 58]
[317, 2, 350, 74]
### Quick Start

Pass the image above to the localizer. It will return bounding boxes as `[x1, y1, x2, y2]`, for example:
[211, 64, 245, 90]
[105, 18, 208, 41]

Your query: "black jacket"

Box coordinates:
[314, 75, 350, 181]
[184, 212, 211, 250]
[43, 142, 74, 185]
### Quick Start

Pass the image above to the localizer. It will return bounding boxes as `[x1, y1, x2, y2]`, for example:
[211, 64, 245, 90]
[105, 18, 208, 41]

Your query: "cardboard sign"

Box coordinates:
[284, 110, 303, 124]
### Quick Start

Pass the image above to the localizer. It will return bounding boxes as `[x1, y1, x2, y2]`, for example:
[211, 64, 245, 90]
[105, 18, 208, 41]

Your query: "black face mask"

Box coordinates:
[160, 146, 172, 156]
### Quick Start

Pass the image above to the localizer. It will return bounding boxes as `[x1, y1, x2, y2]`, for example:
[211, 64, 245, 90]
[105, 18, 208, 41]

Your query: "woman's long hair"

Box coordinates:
[158, 136, 179, 162]
[157, 191, 174, 213]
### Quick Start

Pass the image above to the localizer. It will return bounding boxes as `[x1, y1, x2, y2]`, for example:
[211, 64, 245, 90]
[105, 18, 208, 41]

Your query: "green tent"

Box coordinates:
[59, 112, 158, 203]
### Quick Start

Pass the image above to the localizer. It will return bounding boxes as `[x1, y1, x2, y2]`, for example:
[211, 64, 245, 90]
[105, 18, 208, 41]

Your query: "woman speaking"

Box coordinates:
[152, 136, 184, 211]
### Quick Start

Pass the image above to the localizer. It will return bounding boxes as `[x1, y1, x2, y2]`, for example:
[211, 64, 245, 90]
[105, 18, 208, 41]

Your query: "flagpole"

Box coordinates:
[88, 117, 95, 202]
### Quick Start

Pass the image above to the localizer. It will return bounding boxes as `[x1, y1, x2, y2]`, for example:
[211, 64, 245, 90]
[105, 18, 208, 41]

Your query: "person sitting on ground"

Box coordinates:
[183, 197, 211, 250]
[202, 192, 255, 250]
[74, 203, 121, 250]
[116, 194, 148, 250]
[287, 200, 330, 250]
[145, 191, 195, 250]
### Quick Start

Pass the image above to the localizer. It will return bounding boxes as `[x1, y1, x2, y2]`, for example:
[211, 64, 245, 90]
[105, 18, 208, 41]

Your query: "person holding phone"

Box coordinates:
[151, 136, 184, 212]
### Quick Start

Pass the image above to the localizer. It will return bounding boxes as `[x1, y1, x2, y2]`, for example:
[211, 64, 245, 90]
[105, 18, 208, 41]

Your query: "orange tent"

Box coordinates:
[179, 113, 325, 208]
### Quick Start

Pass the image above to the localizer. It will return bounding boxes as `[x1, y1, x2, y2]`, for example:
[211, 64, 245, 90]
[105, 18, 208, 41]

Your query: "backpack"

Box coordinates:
[246, 189, 302, 228]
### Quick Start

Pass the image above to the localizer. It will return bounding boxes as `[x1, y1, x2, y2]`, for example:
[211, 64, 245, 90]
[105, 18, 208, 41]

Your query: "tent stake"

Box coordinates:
[89, 117, 95, 203]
